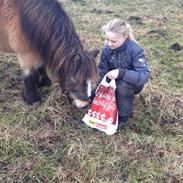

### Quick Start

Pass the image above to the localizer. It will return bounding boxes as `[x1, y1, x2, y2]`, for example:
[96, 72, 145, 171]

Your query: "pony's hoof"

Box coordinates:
[22, 91, 41, 105]
[38, 78, 52, 87]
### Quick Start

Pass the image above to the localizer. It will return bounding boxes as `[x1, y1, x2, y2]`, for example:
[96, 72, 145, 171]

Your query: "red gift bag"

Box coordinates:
[82, 76, 118, 135]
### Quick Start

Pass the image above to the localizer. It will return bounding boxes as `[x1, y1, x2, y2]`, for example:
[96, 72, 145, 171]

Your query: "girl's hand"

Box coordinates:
[106, 69, 119, 80]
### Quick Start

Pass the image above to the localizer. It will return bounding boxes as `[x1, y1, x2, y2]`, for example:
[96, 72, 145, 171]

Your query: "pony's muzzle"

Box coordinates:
[67, 92, 90, 109]
[73, 98, 90, 109]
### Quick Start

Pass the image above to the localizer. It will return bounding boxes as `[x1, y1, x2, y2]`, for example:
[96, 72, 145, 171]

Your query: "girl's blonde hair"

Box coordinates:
[102, 18, 136, 42]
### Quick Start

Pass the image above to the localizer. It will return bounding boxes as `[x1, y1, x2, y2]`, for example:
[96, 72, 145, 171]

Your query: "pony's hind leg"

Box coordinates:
[38, 66, 52, 87]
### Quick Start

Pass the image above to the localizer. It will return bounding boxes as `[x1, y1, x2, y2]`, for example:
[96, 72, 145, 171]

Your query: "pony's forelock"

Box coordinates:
[76, 51, 97, 83]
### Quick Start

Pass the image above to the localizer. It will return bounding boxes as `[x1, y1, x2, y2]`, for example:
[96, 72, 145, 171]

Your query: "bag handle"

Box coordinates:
[108, 78, 116, 89]
[96, 75, 116, 93]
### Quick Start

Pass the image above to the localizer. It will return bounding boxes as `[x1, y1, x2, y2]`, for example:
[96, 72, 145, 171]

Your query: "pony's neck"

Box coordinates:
[15, 0, 84, 72]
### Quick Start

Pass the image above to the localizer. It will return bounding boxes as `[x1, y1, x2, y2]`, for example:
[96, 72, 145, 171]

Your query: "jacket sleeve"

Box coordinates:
[122, 47, 150, 86]
[97, 47, 111, 85]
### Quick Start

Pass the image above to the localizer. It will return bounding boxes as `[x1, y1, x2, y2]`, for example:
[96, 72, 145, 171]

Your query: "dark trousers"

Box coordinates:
[116, 80, 143, 117]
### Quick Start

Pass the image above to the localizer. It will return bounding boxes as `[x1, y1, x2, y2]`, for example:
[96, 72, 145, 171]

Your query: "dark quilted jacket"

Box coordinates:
[98, 38, 150, 87]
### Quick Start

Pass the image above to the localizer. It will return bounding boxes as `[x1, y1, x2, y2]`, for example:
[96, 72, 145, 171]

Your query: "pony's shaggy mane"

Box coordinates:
[15, 0, 95, 78]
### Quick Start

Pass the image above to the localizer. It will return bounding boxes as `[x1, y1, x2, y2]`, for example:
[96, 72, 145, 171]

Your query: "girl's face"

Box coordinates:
[105, 31, 126, 50]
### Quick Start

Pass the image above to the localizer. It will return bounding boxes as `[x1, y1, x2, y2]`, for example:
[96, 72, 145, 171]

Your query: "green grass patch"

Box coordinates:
[0, 0, 183, 182]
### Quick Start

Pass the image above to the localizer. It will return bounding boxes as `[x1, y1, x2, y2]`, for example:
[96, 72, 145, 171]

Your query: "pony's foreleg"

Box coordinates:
[38, 66, 52, 87]
[22, 70, 40, 104]
[17, 53, 41, 104]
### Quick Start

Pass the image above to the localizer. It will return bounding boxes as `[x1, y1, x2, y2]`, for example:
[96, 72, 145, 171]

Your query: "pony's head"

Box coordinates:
[59, 49, 100, 108]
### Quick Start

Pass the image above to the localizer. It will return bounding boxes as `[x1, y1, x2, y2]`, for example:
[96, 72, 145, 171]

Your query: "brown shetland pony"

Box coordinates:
[0, 0, 99, 108]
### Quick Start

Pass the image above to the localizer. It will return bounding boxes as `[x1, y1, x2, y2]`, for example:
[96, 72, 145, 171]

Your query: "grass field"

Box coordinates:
[0, 0, 183, 182]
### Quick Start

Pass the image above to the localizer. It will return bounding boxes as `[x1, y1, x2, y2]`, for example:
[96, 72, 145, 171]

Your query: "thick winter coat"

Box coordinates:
[98, 38, 150, 87]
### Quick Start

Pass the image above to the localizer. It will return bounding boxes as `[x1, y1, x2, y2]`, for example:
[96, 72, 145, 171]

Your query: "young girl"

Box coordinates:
[95, 19, 150, 130]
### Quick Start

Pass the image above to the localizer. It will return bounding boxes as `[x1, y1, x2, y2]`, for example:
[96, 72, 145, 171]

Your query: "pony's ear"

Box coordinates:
[71, 54, 81, 71]
[88, 48, 100, 59]
[74, 54, 80, 62]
